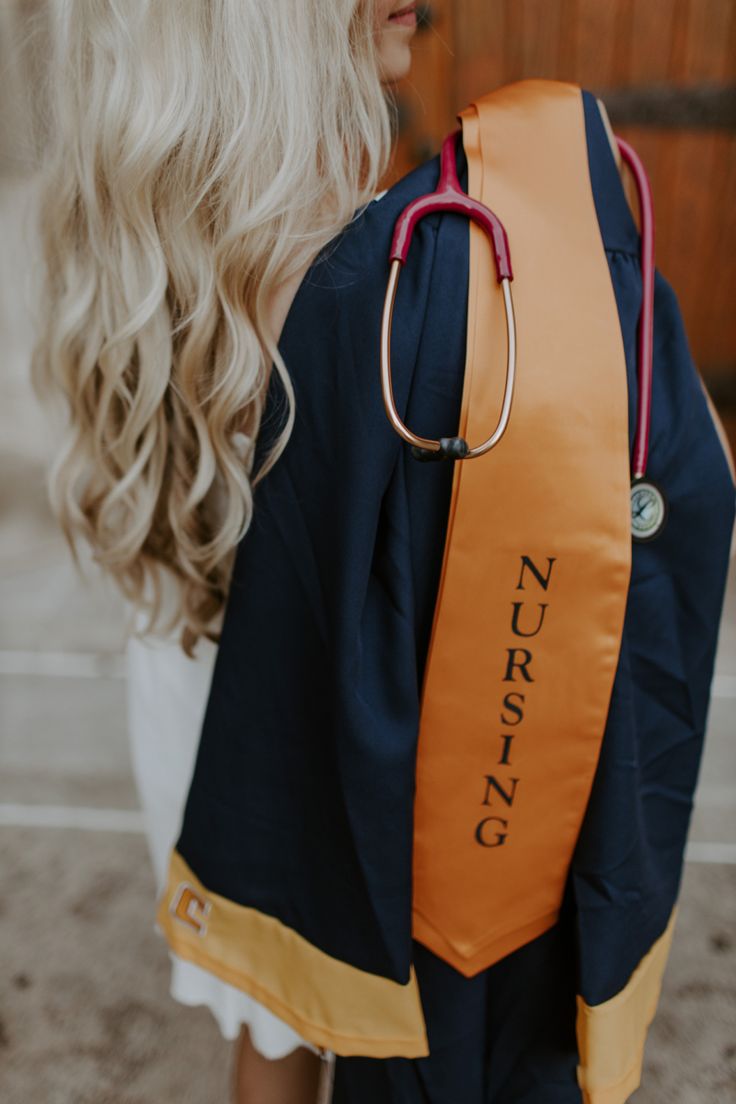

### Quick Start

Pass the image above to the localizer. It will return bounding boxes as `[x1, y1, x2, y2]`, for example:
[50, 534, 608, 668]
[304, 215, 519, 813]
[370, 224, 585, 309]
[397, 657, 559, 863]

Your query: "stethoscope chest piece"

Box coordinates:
[630, 477, 668, 543]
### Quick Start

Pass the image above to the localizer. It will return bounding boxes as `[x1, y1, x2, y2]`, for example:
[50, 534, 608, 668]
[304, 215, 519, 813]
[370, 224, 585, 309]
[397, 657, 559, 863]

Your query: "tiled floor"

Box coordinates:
[1, 177, 734, 1103]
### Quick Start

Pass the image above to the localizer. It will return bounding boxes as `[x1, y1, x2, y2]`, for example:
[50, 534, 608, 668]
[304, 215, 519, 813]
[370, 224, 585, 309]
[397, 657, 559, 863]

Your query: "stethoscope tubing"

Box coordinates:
[615, 136, 655, 480]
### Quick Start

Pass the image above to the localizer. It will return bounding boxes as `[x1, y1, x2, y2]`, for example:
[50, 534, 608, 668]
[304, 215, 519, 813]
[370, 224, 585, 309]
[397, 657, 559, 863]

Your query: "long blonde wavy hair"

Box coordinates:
[31, 0, 393, 653]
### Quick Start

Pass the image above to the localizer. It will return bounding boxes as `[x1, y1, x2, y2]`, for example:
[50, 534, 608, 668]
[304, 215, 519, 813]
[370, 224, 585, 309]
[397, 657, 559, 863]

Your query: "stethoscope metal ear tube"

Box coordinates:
[380, 257, 517, 461]
[380, 124, 667, 539]
[380, 129, 517, 462]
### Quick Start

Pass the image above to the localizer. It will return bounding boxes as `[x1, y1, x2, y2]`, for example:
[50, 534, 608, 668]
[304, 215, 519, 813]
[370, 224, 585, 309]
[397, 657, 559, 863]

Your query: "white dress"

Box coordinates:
[125, 606, 322, 1061]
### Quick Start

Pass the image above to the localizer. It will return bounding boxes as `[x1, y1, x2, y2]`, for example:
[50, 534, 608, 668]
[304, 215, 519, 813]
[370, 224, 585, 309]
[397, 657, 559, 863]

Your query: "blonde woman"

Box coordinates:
[34, 3, 416, 1101]
[32, 1, 735, 1103]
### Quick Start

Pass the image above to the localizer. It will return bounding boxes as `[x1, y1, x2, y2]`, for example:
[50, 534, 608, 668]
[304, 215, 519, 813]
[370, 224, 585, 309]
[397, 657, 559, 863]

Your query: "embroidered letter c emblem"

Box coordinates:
[170, 882, 211, 936]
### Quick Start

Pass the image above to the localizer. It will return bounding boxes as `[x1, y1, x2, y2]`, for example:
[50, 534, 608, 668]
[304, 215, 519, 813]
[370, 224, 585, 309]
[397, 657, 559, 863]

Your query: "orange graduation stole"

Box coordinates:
[411, 81, 632, 976]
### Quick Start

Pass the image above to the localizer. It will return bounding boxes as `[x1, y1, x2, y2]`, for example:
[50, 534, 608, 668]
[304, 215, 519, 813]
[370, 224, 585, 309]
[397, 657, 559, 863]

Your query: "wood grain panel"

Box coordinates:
[453, 0, 506, 105]
[574, 1, 620, 88]
[681, 0, 735, 82]
[388, 0, 736, 392]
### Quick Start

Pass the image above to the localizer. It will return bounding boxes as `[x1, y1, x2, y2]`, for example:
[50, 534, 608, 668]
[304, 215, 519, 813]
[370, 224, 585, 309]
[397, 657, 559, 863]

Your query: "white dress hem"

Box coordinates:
[127, 591, 318, 1062]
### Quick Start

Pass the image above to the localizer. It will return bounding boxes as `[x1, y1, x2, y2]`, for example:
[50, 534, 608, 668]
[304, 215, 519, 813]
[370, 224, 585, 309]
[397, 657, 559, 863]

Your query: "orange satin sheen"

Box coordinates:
[411, 81, 632, 976]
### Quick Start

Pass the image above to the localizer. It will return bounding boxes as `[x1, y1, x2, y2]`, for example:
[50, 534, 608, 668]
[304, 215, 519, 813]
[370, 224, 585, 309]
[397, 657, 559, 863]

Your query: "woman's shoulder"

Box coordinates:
[300, 84, 639, 300]
[275, 84, 646, 438]
[266, 148, 467, 490]
[296, 151, 448, 305]
[278, 148, 462, 379]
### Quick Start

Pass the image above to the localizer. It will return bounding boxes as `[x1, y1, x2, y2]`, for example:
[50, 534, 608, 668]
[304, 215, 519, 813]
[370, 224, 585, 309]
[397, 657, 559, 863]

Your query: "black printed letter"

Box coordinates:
[503, 648, 534, 682]
[516, 555, 556, 592]
[475, 817, 509, 847]
[498, 733, 514, 766]
[500, 691, 525, 726]
[511, 601, 548, 638]
[482, 775, 520, 807]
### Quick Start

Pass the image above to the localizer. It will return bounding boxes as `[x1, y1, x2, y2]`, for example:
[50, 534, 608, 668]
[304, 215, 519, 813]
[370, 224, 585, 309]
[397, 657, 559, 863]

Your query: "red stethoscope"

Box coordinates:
[380, 129, 667, 542]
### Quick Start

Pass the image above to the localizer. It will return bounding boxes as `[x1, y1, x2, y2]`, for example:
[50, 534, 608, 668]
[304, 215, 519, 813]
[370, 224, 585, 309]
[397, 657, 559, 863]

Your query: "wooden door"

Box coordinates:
[389, 0, 736, 416]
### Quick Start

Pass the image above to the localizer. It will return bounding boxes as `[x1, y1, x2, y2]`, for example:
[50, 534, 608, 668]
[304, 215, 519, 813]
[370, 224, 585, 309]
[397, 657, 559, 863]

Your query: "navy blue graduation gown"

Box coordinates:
[175, 90, 735, 1102]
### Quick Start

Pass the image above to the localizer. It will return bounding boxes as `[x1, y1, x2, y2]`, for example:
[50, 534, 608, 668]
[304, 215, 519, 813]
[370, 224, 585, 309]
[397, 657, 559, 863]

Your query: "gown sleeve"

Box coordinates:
[174, 158, 471, 987]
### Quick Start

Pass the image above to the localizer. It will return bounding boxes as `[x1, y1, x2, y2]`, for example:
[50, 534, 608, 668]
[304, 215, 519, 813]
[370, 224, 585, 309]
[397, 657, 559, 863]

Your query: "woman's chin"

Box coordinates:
[379, 39, 413, 84]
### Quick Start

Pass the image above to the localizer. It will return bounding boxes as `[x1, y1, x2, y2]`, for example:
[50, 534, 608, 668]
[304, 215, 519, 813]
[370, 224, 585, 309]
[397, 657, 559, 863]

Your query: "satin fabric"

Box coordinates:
[413, 81, 632, 977]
